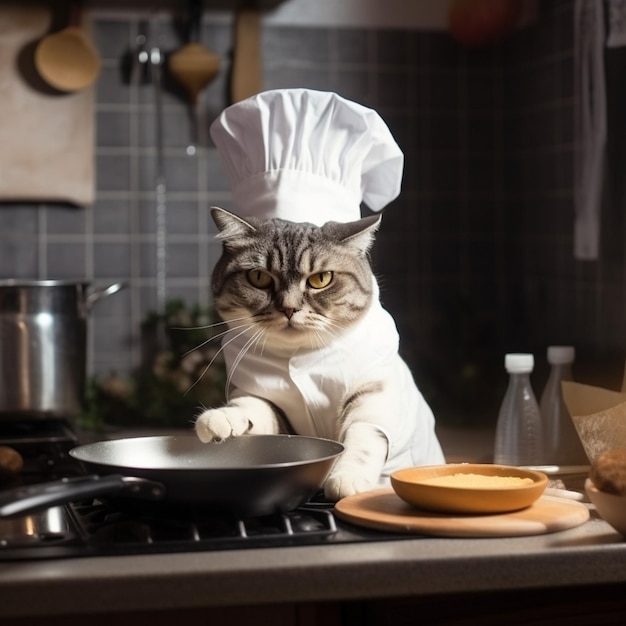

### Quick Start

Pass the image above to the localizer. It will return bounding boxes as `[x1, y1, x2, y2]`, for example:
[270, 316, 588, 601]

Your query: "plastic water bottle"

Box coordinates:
[494, 353, 543, 466]
[539, 346, 588, 465]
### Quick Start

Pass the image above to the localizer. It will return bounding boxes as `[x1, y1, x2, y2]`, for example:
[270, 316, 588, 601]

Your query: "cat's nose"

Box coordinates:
[282, 308, 295, 320]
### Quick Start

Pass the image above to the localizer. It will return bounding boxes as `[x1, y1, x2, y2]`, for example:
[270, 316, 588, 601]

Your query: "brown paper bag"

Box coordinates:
[562, 381, 626, 463]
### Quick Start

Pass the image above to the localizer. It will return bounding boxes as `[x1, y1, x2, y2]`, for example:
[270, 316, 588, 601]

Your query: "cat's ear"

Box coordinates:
[210, 207, 256, 246]
[326, 215, 382, 254]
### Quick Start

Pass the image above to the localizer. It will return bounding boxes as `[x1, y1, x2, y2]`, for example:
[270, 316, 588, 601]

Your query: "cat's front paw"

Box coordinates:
[195, 406, 251, 443]
[195, 396, 281, 443]
[324, 472, 376, 501]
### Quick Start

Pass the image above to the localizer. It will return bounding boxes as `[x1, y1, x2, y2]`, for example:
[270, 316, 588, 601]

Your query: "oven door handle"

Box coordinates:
[0, 475, 167, 518]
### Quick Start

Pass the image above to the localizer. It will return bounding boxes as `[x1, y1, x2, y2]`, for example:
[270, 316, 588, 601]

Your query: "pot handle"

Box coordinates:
[85, 282, 126, 312]
[0, 475, 166, 518]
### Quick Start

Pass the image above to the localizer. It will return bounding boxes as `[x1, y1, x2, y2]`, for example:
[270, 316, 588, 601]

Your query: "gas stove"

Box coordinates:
[0, 420, 411, 560]
[0, 418, 78, 477]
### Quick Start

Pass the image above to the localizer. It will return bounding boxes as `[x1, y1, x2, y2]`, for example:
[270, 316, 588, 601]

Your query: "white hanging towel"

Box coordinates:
[574, 0, 607, 260]
[607, 0, 626, 47]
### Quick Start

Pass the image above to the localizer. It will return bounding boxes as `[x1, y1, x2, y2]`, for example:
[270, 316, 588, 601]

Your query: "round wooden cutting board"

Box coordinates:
[334, 489, 590, 538]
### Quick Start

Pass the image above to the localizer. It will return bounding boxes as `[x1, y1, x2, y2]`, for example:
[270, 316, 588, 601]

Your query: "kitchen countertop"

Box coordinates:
[0, 510, 625, 619]
[1, 425, 625, 622]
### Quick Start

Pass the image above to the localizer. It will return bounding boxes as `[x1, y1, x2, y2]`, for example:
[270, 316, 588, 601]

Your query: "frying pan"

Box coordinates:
[0, 435, 343, 518]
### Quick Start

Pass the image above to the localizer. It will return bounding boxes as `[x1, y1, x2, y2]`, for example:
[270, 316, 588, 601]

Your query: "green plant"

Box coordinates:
[79, 300, 227, 430]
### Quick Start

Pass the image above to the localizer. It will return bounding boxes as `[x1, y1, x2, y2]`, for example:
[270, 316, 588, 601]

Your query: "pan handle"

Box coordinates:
[0, 475, 166, 518]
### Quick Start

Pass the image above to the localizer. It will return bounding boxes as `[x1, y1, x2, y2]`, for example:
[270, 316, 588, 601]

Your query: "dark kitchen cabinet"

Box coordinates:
[0, 604, 343, 626]
[5, 585, 626, 626]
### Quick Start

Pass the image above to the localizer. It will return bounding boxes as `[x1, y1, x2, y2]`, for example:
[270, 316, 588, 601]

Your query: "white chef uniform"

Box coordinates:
[210, 89, 445, 475]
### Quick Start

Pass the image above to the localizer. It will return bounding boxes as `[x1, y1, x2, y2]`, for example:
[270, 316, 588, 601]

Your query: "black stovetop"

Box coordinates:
[0, 420, 413, 561]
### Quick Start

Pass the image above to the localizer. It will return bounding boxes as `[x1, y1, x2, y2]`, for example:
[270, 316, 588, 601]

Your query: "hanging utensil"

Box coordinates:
[147, 17, 169, 344]
[152, 44, 167, 320]
[34, 0, 101, 92]
[231, 8, 263, 103]
[168, 0, 220, 154]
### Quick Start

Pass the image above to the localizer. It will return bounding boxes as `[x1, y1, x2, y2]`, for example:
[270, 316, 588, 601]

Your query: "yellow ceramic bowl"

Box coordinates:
[391, 463, 549, 514]
[585, 478, 626, 536]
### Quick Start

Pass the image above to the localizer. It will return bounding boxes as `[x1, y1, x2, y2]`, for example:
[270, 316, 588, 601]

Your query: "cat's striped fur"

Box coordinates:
[195, 207, 444, 501]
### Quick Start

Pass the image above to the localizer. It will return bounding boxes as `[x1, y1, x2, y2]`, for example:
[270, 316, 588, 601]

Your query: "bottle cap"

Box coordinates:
[547, 346, 575, 365]
[504, 353, 534, 373]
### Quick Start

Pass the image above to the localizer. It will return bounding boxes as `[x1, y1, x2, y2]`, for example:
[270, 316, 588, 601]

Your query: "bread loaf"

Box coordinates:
[0, 446, 23, 478]
[590, 449, 626, 495]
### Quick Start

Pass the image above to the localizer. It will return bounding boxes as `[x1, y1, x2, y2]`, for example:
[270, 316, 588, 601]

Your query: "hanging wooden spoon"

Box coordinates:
[168, 0, 220, 153]
[231, 8, 263, 103]
[34, 0, 101, 92]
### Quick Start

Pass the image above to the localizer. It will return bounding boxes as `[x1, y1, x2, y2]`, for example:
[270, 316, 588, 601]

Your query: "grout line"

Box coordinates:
[457, 47, 470, 297]
[196, 148, 211, 309]
[37, 205, 47, 279]
[128, 16, 143, 371]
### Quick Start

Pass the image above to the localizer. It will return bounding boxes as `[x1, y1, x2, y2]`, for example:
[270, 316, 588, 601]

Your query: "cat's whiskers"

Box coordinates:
[184, 352, 223, 396]
[304, 328, 327, 351]
[171, 314, 254, 332]
[324, 314, 351, 332]
[225, 327, 266, 400]
[184, 320, 262, 395]
[180, 316, 262, 359]
[255, 329, 271, 356]
[317, 321, 352, 351]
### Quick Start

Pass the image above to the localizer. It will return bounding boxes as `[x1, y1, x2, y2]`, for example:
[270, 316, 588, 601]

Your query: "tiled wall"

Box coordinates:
[1, 0, 620, 424]
[503, 1, 626, 395]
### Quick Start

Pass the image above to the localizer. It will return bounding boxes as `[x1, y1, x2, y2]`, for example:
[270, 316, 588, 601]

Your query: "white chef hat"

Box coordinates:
[209, 89, 404, 226]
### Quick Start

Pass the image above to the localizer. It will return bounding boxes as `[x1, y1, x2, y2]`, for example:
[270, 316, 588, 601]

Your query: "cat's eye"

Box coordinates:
[307, 271, 333, 289]
[247, 269, 273, 289]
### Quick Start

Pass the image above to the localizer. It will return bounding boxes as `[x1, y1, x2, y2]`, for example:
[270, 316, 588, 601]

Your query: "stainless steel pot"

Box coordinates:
[0, 280, 125, 418]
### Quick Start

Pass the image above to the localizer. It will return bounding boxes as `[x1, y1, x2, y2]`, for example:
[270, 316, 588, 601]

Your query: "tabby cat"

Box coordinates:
[195, 207, 445, 501]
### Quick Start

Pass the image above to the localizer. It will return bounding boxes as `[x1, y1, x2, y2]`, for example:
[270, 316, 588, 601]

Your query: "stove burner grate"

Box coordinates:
[0, 425, 415, 560]
[68, 501, 338, 554]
